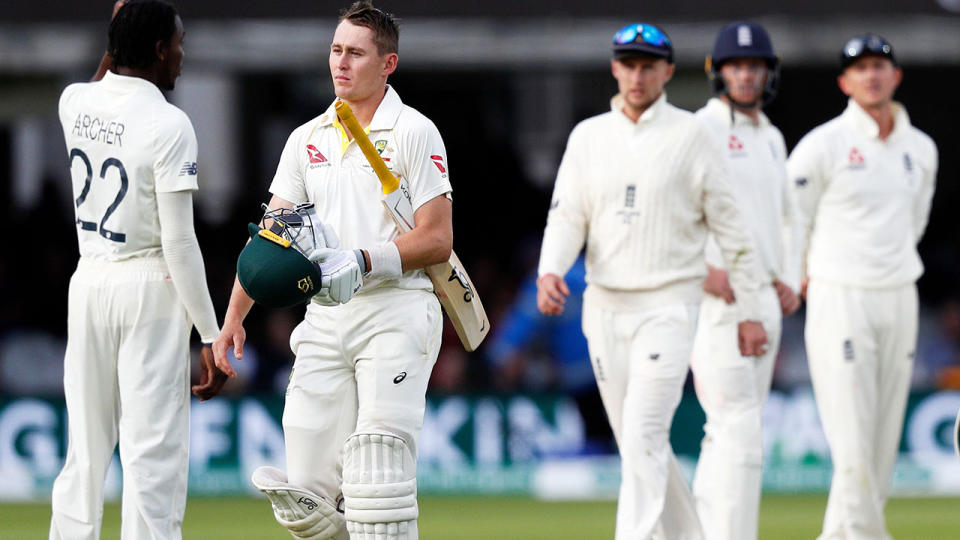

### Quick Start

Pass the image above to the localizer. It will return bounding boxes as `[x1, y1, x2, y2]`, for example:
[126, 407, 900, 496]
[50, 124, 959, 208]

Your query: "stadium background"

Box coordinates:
[1, 0, 959, 537]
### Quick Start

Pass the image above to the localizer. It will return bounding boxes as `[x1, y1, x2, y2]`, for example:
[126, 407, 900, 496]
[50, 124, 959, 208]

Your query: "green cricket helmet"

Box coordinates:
[237, 203, 325, 309]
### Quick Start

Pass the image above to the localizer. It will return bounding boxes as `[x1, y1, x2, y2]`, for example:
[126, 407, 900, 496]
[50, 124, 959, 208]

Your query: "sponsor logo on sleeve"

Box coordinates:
[179, 162, 198, 176]
[795, 177, 808, 188]
[430, 154, 447, 174]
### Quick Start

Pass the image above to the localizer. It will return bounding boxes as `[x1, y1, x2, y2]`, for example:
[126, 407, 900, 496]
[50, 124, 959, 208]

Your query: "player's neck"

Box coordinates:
[720, 95, 760, 124]
[340, 86, 388, 137]
[857, 99, 895, 140]
[114, 66, 161, 88]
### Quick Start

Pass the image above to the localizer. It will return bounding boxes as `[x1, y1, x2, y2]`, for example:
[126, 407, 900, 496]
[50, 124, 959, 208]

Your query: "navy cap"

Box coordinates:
[612, 23, 673, 63]
[840, 33, 895, 69]
[711, 22, 776, 67]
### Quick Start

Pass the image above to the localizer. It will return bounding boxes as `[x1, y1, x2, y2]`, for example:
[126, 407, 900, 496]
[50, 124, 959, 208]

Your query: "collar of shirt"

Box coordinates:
[99, 70, 164, 100]
[313, 85, 404, 153]
[610, 91, 668, 127]
[842, 97, 911, 140]
[702, 97, 770, 128]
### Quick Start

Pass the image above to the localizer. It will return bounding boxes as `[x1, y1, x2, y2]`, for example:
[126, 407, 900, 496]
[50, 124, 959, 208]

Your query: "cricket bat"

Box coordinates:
[335, 100, 490, 352]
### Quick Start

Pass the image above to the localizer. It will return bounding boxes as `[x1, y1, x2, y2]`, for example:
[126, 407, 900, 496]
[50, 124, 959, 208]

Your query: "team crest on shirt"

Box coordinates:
[375, 139, 387, 154]
[847, 147, 865, 169]
[616, 184, 640, 224]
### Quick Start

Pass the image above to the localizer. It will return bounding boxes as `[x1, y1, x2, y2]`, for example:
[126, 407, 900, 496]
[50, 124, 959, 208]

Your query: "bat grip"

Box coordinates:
[334, 100, 399, 194]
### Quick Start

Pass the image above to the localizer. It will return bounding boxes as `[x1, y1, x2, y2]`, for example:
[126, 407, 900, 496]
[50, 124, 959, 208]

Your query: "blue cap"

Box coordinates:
[612, 23, 673, 63]
[711, 22, 776, 67]
[840, 33, 895, 69]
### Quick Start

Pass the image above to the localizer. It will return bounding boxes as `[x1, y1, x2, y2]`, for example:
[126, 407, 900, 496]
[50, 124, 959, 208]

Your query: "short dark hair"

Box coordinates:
[339, 1, 399, 56]
[108, 0, 179, 69]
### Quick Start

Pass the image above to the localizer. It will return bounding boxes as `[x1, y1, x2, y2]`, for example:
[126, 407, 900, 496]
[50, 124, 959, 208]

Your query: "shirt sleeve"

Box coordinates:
[538, 124, 590, 279]
[786, 131, 829, 282]
[913, 135, 938, 243]
[157, 190, 220, 343]
[694, 127, 766, 322]
[396, 115, 453, 211]
[268, 126, 309, 205]
[775, 132, 803, 292]
[154, 108, 200, 193]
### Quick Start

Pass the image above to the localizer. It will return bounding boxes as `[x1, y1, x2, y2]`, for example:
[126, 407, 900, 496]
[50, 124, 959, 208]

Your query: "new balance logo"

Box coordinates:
[178, 162, 198, 176]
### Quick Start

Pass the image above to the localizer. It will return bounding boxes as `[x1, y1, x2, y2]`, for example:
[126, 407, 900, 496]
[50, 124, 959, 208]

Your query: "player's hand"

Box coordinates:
[738, 320, 768, 357]
[310, 248, 363, 304]
[703, 265, 735, 304]
[192, 345, 229, 401]
[774, 280, 801, 316]
[800, 278, 809, 300]
[537, 273, 569, 316]
[212, 320, 245, 378]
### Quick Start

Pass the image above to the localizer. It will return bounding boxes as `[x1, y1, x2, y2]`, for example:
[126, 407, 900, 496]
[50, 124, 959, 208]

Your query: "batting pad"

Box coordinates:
[252, 466, 345, 540]
[341, 432, 418, 540]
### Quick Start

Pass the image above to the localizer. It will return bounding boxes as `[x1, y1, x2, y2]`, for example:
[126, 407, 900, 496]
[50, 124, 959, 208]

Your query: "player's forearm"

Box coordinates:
[91, 51, 113, 82]
[538, 220, 585, 280]
[393, 224, 452, 271]
[157, 191, 220, 342]
[223, 277, 256, 326]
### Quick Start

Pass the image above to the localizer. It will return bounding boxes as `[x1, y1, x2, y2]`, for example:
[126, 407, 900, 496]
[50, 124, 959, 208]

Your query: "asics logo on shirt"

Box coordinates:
[393, 372, 407, 384]
[178, 162, 198, 176]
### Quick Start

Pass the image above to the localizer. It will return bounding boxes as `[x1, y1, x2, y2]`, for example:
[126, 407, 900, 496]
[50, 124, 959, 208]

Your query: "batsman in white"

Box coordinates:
[536, 22, 771, 540]
[212, 2, 452, 539]
[50, 1, 227, 538]
[689, 22, 802, 540]
[788, 34, 937, 540]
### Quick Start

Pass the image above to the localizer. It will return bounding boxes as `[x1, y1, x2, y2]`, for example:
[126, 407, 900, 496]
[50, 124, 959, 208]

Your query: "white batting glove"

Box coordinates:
[309, 248, 364, 304]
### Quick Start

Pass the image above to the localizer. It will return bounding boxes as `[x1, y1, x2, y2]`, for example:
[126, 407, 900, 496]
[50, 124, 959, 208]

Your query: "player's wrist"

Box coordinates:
[364, 242, 402, 280]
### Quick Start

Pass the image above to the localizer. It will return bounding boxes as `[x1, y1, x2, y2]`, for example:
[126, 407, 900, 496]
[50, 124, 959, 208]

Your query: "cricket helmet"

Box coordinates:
[706, 22, 780, 107]
[237, 203, 325, 309]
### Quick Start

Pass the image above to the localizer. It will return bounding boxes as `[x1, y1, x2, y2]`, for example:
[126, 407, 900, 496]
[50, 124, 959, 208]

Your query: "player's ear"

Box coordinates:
[382, 52, 398, 77]
[155, 39, 167, 64]
[837, 73, 851, 96]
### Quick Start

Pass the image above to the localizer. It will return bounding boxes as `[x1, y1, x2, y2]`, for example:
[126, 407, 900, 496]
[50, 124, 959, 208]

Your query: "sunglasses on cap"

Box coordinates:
[613, 23, 671, 48]
[841, 34, 895, 68]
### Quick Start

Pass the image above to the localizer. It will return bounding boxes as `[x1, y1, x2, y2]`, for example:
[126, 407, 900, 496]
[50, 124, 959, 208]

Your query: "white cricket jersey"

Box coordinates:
[696, 98, 802, 292]
[787, 99, 937, 288]
[269, 85, 453, 304]
[538, 92, 767, 321]
[59, 70, 199, 261]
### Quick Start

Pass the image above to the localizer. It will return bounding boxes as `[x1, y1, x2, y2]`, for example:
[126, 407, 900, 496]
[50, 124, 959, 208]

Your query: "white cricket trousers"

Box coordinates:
[582, 289, 703, 540]
[690, 286, 782, 540]
[806, 279, 917, 540]
[282, 288, 442, 538]
[50, 257, 192, 540]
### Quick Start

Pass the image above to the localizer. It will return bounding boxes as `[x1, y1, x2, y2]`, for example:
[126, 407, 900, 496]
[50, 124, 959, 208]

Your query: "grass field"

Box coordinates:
[3, 495, 958, 539]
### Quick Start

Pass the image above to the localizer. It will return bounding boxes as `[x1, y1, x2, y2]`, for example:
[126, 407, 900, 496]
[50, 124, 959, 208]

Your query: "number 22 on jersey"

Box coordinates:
[69, 148, 128, 243]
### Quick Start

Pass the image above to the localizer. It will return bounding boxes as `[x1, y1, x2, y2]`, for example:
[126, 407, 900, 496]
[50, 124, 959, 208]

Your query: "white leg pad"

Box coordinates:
[252, 465, 346, 540]
[341, 432, 418, 540]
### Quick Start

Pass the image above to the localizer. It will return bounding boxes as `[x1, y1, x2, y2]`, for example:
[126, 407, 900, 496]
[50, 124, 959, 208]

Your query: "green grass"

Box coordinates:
[3, 494, 959, 539]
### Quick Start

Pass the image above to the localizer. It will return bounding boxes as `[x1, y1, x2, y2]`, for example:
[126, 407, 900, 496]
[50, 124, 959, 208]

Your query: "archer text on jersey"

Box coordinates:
[71, 113, 125, 146]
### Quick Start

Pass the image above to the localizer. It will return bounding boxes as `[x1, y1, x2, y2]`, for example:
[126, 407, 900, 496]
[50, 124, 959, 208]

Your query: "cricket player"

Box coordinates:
[689, 22, 802, 540]
[213, 2, 451, 539]
[50, 1, 227, 538]
[536, 22, 771, 540]
[788, 34, 937, 540]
